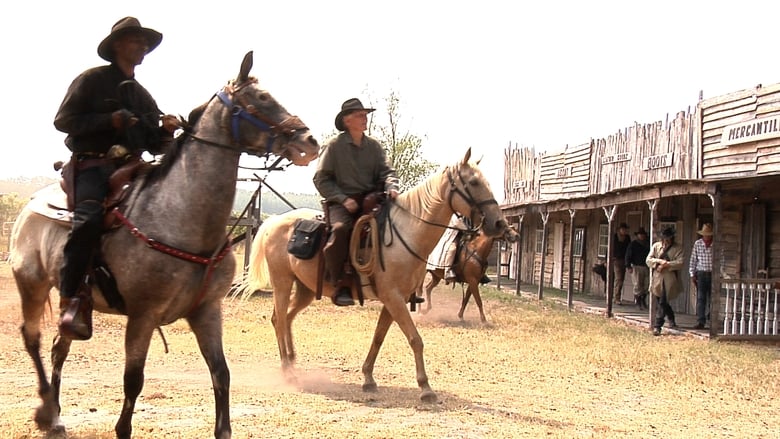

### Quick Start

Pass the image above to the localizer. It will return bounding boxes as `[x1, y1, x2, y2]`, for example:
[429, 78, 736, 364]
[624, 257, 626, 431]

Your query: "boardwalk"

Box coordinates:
[493, 278, 710, 340]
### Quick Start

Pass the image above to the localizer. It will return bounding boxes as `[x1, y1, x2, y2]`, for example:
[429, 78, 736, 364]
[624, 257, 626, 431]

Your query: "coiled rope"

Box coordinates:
[349, 214, 380, 277]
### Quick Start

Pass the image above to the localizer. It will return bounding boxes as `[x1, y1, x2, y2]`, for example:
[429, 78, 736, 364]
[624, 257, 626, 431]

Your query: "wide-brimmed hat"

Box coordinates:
[635, 227, 648, 236]
[697, 223, 713, 236]
[659, 227, 676, 239]
[618, 222, 629, 230]
[97, 17, 162, 62]
[334, 98, 375, 131]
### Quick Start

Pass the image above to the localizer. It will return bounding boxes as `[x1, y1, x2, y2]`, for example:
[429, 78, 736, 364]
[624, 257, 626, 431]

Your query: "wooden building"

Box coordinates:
[501, 82, 780, 340]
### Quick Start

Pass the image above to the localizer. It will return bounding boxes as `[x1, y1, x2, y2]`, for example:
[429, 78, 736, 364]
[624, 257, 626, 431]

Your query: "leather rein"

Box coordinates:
[388, 166, 498, 266]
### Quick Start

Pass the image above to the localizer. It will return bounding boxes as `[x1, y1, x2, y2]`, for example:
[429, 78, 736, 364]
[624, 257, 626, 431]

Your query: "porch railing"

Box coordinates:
[721, 279, 779, 336]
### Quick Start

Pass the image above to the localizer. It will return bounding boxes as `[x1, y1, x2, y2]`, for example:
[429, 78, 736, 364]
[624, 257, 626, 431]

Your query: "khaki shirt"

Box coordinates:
[312, 132, 399, 204]
[646, 241, 685, 300]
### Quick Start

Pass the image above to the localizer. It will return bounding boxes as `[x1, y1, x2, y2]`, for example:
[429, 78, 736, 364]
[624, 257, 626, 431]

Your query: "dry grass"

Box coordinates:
[1, 262, 779, 438]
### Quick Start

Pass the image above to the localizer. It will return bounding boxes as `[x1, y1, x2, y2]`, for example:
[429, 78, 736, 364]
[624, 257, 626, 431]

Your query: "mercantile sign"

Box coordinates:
[721, 115, 780, 146]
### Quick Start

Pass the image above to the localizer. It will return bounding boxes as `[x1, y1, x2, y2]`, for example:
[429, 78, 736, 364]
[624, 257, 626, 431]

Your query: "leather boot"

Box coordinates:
[59, 295, 93, 340]
[444, 268, 457, 284]
[332, 287, 355, 307]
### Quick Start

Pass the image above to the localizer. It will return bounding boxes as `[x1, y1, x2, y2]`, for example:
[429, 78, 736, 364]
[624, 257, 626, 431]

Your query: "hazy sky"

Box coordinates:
[3, 1, 780, 201]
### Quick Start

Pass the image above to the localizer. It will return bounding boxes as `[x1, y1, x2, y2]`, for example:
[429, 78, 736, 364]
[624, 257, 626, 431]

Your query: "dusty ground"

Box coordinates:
[1, 264, 779, 438]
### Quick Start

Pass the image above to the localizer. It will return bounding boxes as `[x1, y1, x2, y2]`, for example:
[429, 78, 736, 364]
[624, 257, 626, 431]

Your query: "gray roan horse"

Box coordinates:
[9, 52, 318, 439]
[237, 149, 510, 403]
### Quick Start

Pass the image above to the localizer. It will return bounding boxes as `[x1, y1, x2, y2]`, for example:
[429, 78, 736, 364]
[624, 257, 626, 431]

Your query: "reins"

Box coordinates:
[383, 166, 494, 268]
[112, 208, 232, 314]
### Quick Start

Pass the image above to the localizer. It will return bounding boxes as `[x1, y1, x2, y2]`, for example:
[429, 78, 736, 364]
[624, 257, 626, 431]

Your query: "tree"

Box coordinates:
[368, 91, 437, 192]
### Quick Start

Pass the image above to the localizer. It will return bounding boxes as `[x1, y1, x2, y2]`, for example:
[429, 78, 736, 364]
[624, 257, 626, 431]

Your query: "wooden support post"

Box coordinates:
[538, 211, 549, 300]
[567, 209, 576, 310]
[514, 215, 524, 296]
[647, 199, 658, 329]
[709, 191, 721, 338]
[602, 205, 617, 318]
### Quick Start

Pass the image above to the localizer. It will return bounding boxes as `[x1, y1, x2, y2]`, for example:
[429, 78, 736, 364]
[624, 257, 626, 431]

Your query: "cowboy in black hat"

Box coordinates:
[313, 98, 400, 306]
[54, 17, 179, 340]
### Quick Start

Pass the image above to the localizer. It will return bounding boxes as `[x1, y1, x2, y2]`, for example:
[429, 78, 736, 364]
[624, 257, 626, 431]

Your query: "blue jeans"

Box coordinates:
[695, 271, 712, 325]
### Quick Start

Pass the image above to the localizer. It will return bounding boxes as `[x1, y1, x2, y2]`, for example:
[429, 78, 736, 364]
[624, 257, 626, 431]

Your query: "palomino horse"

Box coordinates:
[9, 52, 318, 439]
[237, 149, 509, 403]
[416, 226, 519, 323]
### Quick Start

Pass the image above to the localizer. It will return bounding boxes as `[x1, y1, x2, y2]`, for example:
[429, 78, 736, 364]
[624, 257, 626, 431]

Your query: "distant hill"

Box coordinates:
[0, 177, 58, 199]
[0, 177, 321, 215]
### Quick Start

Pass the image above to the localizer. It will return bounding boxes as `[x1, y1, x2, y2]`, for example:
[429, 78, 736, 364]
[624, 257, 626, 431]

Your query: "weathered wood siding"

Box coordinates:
[701, 83, 780, 179]
[504, 109, 696, 206]
[539, 142, 591, 199]
[504, 146, 539, 204]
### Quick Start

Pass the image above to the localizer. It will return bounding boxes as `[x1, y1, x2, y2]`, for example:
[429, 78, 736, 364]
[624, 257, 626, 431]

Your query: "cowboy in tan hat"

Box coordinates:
[689, 223, 714, 329]
[313, 98, 400, 306]
[646, 226, 684, 335]
[53, 17, 178, 340]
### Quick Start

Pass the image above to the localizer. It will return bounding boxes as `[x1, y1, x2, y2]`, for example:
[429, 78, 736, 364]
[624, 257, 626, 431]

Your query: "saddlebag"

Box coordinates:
[287, 218, 325, 260]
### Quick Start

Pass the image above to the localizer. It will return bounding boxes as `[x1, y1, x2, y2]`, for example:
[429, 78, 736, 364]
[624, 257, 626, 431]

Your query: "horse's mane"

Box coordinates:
[142, 101, 209, 186]
[396, 166, 448, 221]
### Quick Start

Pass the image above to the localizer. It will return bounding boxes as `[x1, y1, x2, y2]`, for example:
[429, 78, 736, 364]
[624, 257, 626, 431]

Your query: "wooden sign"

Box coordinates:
[643, 152, 674, 170]
[721, 115, 780, 146]
[556, 167, 572, 178]
[511, 180, 528, 189]
[601, 152, 632, 164]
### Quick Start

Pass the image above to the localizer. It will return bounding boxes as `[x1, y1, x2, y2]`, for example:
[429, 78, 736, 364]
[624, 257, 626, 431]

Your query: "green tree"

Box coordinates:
[368, 90, 437, 192]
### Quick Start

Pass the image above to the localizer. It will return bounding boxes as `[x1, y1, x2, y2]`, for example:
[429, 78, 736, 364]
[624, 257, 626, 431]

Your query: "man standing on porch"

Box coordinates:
[612, 223, 631, 304]
[689, 223, 714, 329]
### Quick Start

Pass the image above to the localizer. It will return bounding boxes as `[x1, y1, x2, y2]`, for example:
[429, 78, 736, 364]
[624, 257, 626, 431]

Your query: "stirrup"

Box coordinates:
[59, 295, 93, 340]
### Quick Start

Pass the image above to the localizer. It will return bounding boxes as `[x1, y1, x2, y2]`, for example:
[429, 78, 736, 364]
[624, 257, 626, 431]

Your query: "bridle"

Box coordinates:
[445, 165, 498, 229]
[387, 165, 499, 266]
[182, 77, 309, 155]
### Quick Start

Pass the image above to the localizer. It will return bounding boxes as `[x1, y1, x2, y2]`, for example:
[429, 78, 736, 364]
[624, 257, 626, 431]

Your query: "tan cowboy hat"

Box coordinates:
[97, 17, 162, 62]
[334, 98, 375, 131]
[697, 223, 714, 236]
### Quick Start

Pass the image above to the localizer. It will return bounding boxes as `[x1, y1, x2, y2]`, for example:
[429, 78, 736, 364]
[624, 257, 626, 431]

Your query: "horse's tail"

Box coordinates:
[233, 219, 273, 301]
[246, 221, 272, 293]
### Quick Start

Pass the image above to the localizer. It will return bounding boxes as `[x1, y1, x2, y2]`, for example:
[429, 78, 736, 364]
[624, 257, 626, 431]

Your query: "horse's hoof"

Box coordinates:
[420, 390, 438, 403]
[362, 382, 378, 393]
[34, 405, 57, 431]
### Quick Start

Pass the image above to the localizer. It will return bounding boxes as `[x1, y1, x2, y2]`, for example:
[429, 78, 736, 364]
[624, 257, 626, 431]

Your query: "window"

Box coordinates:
[597, 224, 609, 258]
[573, 227, 585, 257]
[535, 229, 544, 254]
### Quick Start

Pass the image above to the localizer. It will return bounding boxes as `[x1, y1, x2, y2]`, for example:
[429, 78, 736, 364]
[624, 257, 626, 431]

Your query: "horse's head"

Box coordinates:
[446, 148, 508, 238]
[503, 224, 520, 243]
[208, 51, 319, 166]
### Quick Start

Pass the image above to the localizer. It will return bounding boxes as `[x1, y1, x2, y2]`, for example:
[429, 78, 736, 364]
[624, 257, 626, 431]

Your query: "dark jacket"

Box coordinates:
[625, 238, 650, 268]
[54, 64, 169, 155]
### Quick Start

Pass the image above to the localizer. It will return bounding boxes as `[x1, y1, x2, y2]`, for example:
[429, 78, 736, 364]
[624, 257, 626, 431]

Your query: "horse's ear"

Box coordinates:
[475, 154, 484, 166]
[461, 147, 472, 165]
[237, 51, 254, 83]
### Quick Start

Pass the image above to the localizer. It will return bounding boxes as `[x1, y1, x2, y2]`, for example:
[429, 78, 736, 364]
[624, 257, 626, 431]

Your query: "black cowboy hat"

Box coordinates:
[635, 227, 648, 236]
[334, 98, 375, 131]
[97, 17, 162, 62]
[659, 227, 676, 239]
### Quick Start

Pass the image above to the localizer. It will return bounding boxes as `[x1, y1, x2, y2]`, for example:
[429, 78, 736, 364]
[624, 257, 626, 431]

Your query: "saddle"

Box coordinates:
[286, 191, 387, 306]
[48, 153, 155, 314]
[58, 152, 152, 227]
